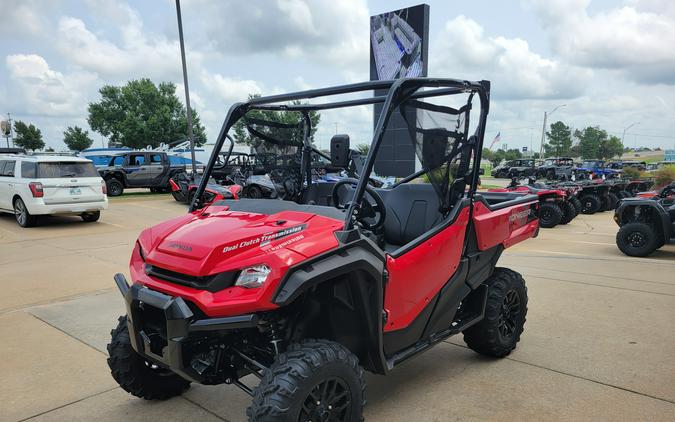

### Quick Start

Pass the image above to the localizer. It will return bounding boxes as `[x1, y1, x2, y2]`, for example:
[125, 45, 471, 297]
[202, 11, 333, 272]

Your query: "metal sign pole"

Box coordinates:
[175, 0, 197, 179]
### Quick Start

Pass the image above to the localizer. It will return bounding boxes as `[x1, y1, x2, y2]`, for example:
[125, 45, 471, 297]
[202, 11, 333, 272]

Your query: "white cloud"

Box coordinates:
[431, 15, 591, 100]
[5, 54, 97, 118]
[201, 71, 263, 103]
[0, 0, 52, 36]
[187, 0, 369, 67]
[55, 6, 194, 82]
[526, 0, 675, 84]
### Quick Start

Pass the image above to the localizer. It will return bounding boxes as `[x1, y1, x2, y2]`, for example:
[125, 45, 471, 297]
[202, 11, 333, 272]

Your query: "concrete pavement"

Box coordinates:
[0, 193, 673, 421]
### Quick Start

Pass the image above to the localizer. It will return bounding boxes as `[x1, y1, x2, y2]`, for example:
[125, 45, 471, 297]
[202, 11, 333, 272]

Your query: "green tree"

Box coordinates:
[574, 127, 623, 160]
[13, 121, 45, 151]
[490, 148, 522, 166]
[88, 79, 207, 149]
[575, 126, 606, 159]
[598, 135, 623, 160]
[232, 94, 320, 154]
[63, 126, 93, 152]
[544, 121, 572, 157]
[356, 143, 370, 155]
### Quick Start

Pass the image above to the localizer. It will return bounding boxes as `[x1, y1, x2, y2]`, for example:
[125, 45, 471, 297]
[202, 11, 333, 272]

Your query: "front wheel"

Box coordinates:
[616, 222, 660, 257]
[463, 268, 528, 358]
[580, 194, 601, 214]
[539, 202, 563, 228]
[248, 339, 365, 422]
[107, 316, 190, 400]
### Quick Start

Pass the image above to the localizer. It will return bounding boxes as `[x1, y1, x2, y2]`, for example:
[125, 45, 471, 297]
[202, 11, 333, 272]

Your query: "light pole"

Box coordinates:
[539, 104, 566, 159]
[175, 0, 197, 179]
[621, 122, 639, 150]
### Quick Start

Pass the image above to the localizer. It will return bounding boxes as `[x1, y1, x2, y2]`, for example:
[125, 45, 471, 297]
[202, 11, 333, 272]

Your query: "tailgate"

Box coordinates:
[42, 177, 105, 205]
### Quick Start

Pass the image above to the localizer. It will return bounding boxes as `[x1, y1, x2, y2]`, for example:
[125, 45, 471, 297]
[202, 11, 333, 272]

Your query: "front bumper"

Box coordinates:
[114, 273, 258, 383]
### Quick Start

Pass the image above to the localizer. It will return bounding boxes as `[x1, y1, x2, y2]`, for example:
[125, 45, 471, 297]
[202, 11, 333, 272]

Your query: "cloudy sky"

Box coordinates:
[2, 0, 675, 152]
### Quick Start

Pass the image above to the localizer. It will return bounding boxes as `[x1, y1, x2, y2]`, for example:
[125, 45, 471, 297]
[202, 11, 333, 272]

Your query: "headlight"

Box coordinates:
[235, 265, 271, 289]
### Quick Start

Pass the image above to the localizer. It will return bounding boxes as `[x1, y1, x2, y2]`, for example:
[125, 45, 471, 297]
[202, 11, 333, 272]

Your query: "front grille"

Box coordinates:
[145, 264, 238, 293]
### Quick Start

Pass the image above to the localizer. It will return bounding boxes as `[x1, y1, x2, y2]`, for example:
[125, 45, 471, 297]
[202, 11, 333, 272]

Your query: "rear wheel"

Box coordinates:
[248, 339, 365, 422]
[616, 222, 660, 257]
[580, 194, 601, 214]
[106, 179, 124, 197]
[539, 202, 563, 228]
[607, 192, 619, 210]
[559, 201, 576, 224]
[463, 268, 528, 358]
[107, 316, 190, 400]
[81, 211, 100, 222]
[13, 197, 37, 227]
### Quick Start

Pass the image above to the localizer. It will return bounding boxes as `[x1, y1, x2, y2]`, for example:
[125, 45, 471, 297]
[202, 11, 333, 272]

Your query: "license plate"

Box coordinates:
[70, 188, 81, 196]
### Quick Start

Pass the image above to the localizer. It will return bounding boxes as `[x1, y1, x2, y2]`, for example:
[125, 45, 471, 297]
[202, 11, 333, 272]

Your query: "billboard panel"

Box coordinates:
[370, 4, 429, 177]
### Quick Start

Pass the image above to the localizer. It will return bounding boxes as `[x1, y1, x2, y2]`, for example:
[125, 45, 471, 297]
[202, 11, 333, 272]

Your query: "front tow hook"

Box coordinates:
[114, 273, 130, 296]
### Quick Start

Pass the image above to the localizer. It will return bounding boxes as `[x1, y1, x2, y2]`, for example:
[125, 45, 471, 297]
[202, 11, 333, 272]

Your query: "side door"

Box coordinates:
[147, 153, 166, 185]
[125, 153, 148, 187]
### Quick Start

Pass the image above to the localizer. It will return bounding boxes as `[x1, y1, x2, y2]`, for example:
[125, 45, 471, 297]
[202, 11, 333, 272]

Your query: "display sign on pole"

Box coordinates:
[370, 4, 430, 177]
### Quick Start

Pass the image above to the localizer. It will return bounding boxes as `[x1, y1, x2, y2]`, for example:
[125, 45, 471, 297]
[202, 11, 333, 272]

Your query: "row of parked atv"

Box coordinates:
[488, 177, 654, 229]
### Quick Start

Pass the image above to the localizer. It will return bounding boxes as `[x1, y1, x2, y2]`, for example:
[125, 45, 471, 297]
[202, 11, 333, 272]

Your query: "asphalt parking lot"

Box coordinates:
[1, 192, 674, 422]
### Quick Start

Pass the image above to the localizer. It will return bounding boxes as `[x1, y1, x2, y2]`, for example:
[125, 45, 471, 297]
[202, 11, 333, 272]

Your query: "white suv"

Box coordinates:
[0, 154, 108, 227]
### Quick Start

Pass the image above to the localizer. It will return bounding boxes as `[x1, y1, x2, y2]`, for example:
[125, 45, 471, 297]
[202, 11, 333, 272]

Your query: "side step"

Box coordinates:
[386, 284, 487, 370]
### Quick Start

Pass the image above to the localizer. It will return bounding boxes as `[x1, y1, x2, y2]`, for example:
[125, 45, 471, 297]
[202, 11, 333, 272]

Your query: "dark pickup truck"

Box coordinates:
[98, 151, 186, 196]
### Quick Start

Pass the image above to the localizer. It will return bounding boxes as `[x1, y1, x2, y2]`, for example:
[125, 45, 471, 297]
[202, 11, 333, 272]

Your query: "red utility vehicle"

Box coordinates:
[489, 178, 574, 228]
[107, 78, 539, 421]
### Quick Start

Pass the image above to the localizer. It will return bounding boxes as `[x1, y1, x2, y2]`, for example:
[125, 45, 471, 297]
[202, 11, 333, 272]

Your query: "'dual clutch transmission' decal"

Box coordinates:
[222, 224, 307, 254]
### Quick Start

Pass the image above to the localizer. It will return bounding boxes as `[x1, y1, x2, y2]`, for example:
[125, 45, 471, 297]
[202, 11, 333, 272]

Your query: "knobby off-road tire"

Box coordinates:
[538, 202, 563, 228]
[463, 268, 528, 358]
[248, 339, 366, 422]
[107, 316, 190, 400]
[81, 211, 100, 222]
[569, 196, 582, 215]
[559, 201, 576, 225]
[616, 222, 661, 257]
[580, 194, 601, 214]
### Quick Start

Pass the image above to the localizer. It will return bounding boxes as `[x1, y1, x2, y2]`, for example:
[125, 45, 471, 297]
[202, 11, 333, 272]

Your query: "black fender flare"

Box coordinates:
[273, 233, 388, 374]
[615, 200, 670, 238]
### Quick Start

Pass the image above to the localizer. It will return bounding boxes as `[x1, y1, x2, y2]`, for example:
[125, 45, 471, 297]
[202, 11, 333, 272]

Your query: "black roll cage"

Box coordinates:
[192, 78, 491, 230]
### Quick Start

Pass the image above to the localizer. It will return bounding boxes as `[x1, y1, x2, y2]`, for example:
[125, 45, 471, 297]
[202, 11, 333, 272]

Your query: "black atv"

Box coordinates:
[576, 181, 610, 214]
[614, 189, 675, 256]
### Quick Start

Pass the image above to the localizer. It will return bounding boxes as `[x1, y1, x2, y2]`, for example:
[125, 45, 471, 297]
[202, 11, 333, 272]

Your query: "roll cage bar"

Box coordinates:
[192, 78, 491, 230]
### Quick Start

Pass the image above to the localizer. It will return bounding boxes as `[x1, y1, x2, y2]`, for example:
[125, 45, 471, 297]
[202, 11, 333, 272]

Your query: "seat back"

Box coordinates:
[378, 184, 442, 246]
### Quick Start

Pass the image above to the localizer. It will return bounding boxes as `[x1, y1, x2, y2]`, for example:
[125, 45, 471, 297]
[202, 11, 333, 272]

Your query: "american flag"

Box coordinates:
[489, 132, 501, 150]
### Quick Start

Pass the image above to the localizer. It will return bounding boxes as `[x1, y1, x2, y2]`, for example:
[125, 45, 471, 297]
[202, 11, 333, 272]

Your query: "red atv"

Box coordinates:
[489, 177, 574, 228]
[107, 78, 539, 421]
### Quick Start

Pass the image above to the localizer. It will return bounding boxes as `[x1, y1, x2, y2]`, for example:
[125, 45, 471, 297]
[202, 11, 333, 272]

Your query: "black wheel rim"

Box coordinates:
[498, 290, 521, 338]
[109, 183, 121, 196]
[540, 209, 552, 224]
[627, 231, 647, 248]
[299, 377, 351, 422]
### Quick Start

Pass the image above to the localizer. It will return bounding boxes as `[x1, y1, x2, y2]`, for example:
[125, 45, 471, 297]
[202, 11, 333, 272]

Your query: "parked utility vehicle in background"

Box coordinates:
[614, 190, 675, 256]
[0, 154, 107, 227]
[98, 151, 186, 196]
[492, 159, 536, 179]
[107, 78, 539, 421]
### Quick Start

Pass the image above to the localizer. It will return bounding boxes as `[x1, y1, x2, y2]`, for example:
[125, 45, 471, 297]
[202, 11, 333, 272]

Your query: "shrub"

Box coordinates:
[654, 165, 675, 188]
[622, 166, 641, 179]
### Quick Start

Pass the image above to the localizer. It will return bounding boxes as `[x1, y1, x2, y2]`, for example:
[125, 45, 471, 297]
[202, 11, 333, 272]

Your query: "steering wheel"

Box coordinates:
[331, 178, 386, 231]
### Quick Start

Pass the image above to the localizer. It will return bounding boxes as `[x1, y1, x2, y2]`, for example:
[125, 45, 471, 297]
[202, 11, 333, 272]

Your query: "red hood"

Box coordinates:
[138, 206, 344, 277]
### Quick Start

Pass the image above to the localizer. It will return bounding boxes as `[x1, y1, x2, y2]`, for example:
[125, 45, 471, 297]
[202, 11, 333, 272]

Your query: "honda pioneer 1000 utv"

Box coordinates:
[107, 78, 540, 421]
